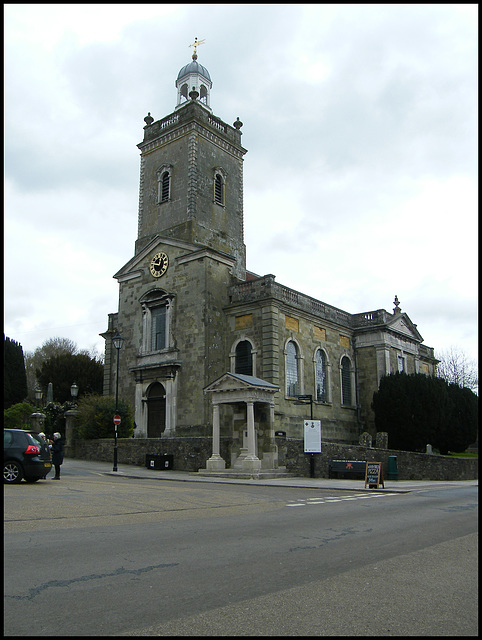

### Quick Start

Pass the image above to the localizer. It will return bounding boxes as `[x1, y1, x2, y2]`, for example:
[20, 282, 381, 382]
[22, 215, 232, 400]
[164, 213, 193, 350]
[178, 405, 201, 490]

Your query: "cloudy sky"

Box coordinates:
[4, 4, 478, 365]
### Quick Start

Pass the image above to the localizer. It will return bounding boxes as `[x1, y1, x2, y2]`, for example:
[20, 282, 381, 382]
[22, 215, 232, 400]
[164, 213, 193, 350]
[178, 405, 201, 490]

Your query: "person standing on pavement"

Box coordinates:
[51, 432, 64, 480]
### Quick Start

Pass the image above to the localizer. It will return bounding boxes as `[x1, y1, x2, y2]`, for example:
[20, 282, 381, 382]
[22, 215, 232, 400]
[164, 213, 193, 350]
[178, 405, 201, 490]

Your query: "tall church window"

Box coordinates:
[341, 356, 352, 406]
[315, 349, 327, 402]
[286, 341, 300, 397]
[140, 290, 173, 355]
[235, 340, 252, 375]
[214, 170, 225, 205]
[151, 306, 167, 351]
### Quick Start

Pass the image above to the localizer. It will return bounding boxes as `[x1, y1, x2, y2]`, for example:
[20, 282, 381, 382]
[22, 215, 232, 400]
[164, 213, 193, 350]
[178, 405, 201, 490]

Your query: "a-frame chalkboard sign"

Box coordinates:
[365, 461, 384, 489]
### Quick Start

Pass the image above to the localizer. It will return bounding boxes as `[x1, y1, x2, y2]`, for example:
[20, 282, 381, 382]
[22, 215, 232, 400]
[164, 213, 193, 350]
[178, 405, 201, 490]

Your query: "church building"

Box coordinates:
[102, 44, 438, 473]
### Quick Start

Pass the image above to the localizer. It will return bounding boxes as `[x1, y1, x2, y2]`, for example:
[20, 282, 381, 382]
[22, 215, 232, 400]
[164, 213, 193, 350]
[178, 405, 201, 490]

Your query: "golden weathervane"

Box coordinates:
[189, 37, 205, 57]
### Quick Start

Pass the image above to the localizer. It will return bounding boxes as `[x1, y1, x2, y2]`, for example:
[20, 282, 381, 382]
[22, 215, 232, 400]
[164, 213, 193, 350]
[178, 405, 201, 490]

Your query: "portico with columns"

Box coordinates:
[203, 373, 280, 475]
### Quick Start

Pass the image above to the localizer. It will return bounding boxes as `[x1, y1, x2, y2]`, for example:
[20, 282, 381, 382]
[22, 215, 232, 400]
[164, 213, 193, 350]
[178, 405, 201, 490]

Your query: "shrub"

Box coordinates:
[4, 402, 36, 429]
[74, 395, 133, 439]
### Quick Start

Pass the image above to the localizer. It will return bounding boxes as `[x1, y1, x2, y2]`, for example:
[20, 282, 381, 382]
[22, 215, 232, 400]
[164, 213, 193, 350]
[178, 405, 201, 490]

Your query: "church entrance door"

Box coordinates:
[147, 382, 166, 438]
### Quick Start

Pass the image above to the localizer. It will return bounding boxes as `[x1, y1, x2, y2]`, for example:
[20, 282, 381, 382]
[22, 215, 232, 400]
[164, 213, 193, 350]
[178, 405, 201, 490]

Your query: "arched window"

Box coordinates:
[286, 341, 300, 397]
[179, 83, 189, 103]
[341, 356, 352, 406]
[214, 171, 225, 205]
[161, 172, 170, 202]
[315, 349, 327, 402]
[235, 340, 252, 375]
[157, 165, 172, 204]
[140, 289, 173, 354]
[200, 84, 208, 106]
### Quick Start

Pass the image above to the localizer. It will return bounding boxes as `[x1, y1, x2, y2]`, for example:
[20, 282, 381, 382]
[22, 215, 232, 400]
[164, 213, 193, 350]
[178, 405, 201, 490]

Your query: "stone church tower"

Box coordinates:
[102, 46, 438, 468]
[102, 47, 248, 438]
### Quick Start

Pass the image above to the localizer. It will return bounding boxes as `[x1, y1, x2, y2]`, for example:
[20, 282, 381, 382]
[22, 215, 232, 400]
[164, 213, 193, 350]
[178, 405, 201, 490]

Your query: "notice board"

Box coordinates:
[303, 420, 321, 453]
[365, 461, 384, 488]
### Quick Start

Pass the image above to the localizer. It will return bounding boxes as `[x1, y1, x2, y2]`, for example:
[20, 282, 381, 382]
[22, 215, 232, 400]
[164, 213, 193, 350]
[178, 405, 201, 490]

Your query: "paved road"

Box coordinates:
[4, 460, 478, 636]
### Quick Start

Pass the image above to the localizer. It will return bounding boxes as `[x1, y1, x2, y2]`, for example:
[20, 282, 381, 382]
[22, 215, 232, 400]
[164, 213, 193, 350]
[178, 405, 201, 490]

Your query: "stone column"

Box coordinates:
[242, 401, 261, 473]
[64, 409, 79, 457]
[206, 403, 226, 471]
[261, 402, 278, 470]
[30, 412, 46, 432]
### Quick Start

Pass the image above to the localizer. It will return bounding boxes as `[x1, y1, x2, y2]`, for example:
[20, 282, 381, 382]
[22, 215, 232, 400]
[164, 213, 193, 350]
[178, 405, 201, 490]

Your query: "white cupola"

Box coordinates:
[175, 39, 212, 112]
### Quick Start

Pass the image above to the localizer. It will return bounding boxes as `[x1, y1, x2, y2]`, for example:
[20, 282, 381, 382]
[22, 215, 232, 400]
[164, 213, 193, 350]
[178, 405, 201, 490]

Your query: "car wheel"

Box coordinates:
[4, 461, 24, 484]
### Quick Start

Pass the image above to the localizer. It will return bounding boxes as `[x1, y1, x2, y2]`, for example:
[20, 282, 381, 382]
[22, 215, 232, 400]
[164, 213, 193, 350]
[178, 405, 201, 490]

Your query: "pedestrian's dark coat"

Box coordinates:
[51, 438, 64, 466]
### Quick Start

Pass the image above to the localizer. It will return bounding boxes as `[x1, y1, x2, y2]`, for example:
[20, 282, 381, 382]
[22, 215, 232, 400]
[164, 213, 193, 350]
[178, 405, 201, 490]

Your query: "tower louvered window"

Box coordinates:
[161, 171, 170, 202]
[214, 173, 224, 205]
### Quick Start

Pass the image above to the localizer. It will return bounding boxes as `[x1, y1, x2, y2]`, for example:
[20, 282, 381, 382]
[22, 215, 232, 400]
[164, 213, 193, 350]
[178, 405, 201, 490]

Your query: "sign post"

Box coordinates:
[304, 420, 321, 478]
[113, 414, 121, 472]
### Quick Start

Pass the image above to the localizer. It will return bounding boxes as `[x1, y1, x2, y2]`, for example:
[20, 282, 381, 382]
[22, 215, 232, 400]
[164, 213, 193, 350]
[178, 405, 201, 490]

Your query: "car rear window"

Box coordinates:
[26, 432, 50, 453]
[4, 430, 15, 446]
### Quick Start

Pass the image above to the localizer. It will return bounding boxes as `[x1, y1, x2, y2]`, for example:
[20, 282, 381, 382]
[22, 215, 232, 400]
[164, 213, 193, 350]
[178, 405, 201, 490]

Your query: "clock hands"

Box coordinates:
[150, 252, 168, 277]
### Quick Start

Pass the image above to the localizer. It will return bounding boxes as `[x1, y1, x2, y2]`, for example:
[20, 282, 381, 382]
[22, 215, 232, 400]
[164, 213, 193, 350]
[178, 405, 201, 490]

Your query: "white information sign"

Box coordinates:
[303, 420, 322, 453]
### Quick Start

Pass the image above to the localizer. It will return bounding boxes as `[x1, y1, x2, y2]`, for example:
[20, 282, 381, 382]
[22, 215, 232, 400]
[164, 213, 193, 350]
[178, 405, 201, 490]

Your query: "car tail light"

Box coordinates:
[24, 445, 41, 455]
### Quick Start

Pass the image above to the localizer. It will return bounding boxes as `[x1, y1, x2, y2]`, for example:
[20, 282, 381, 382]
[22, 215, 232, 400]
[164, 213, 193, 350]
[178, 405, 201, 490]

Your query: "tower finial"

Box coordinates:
[189, 37, 205, 60]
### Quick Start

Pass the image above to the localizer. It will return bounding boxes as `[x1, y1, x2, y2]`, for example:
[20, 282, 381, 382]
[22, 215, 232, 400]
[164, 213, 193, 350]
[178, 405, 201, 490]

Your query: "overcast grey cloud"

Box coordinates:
[4, 4, 477, 365]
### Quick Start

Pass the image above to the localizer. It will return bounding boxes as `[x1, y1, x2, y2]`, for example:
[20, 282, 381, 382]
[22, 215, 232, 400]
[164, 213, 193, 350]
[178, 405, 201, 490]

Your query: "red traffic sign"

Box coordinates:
[113, 414, 121, 426]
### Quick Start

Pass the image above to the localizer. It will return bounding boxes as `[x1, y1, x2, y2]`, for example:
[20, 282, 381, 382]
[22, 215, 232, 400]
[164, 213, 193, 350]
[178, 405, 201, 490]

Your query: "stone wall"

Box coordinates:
[277, 438, 477, 480]
[70, 437, 477, 480]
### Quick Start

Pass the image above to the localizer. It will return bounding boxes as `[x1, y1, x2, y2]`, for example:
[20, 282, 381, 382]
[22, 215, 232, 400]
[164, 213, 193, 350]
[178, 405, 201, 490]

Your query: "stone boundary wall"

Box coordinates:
[277, 439, 478, 481]
[69, 437, 477, 481]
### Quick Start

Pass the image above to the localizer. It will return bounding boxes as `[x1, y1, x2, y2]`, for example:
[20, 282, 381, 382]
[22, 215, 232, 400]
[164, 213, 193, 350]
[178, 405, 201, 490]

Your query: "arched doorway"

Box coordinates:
[147, 382, 166, 437]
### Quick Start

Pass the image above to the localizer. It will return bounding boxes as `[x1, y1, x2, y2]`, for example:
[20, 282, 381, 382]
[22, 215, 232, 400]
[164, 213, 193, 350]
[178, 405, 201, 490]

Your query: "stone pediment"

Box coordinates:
[113, 235, 236, 282]
[113, 236, 199, 281]
[204, 373, 279, 393]
[386, 313, 423, 342]
[204, 373, 279, 405]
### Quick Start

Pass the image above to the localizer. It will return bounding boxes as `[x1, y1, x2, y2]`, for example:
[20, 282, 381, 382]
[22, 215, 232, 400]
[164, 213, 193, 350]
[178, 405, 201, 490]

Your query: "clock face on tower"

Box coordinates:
[149, 252, 169, 278]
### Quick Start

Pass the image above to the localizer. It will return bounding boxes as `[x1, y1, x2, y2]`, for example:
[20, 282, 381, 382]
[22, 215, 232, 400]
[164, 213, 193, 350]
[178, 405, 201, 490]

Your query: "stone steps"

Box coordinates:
[197, 468, 296, 480]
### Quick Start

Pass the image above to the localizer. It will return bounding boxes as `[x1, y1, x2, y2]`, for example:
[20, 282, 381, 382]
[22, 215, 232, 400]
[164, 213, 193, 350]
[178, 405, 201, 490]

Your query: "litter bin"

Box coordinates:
[161, 454, 174, 470]
[146, 454, 162, 470]
[146, 454, 173, 470]
[387, 455, 398, 480]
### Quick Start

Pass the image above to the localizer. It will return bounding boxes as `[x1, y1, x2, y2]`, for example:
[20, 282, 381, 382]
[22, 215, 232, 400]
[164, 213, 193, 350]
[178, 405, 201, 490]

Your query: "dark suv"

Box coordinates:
[4, 429, 52, 483]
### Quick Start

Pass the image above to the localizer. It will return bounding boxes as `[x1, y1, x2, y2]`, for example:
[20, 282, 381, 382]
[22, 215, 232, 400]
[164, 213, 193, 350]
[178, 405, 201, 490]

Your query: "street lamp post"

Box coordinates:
[70, 382, 79, 406]
[34, 386, 42, 409]
[112, 332, 124, 472]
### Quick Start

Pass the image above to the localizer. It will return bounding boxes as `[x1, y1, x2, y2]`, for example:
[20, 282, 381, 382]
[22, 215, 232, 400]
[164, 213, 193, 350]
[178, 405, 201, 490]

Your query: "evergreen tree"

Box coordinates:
[36, 353, 104, 403]
[372, 372, 477, 453]
[74, 395, 133, 439]
[435, 384, 478, 454]
[4, 335, 28, 409]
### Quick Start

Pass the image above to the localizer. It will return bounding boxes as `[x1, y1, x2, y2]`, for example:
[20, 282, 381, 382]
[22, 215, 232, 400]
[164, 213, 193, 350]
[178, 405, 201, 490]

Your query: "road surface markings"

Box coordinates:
[286, 493, 399, 507]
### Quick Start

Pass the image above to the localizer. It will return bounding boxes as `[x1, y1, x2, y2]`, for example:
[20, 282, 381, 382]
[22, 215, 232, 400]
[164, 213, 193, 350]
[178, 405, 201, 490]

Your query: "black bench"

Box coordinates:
[329, 460, 367, 479]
